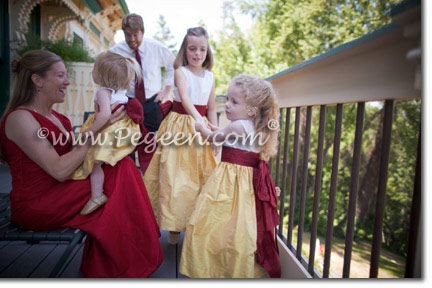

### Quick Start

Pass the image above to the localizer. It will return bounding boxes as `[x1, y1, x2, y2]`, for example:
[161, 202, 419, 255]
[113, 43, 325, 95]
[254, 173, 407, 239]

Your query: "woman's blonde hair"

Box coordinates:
[0, 50, 63, 162]
[93, 51, 142, 91]
[230, 74, 280, 161]
[174, 27, 213, 70]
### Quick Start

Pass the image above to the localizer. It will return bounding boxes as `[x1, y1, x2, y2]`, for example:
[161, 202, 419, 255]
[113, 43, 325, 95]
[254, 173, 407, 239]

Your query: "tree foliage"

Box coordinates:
[211, 0, 400, 95]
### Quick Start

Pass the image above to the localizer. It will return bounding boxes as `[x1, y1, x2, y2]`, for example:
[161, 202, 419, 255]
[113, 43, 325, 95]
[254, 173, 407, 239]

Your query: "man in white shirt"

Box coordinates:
[111, 13, 175, 133]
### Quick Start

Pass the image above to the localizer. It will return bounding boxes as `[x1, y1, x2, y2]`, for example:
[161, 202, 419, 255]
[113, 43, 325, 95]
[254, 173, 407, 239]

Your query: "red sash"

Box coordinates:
[221, 146, 281, 278]
[172, 100, 207, 117]
[126, 98, 174, 173]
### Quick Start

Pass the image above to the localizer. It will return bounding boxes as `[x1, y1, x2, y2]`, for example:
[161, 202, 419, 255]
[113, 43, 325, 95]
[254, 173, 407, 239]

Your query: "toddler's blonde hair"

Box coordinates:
[93, 51, 142, 91]
[230, 74, 280, 161]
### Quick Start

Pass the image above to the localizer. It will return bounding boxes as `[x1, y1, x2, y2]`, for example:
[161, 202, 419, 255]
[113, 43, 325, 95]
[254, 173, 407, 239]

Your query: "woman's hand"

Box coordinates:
[100, 103, 126, 131]
[109, 103, 126, 124]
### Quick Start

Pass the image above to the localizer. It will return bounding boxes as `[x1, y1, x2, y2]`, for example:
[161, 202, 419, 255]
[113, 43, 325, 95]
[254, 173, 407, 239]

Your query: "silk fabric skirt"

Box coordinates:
[71, 114, 140, 180]
[179, 161, 268, 278]
[144, 111, 216, 232]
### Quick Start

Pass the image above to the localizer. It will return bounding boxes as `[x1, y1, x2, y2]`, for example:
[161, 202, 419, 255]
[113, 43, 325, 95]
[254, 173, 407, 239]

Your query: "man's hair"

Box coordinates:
[122, 13, 144, 32]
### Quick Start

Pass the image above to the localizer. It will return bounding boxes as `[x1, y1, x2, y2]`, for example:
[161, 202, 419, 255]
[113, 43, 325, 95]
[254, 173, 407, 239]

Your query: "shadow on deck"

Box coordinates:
[0, 164, 187, 278]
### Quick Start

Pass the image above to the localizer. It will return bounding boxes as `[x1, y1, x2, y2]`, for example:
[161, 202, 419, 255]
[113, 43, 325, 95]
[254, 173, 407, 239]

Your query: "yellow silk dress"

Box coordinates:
[143, 109, 217, 232]
[71, 88, 140, 180]
[144, 67, 217, 232]
[179, 120, 269, 278]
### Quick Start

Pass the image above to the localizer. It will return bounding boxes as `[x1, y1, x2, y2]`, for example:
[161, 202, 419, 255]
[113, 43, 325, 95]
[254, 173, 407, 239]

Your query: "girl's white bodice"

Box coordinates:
[173, 67, 214, 105]
[223, 119, 260, 153]
[96, 87, 129, 105]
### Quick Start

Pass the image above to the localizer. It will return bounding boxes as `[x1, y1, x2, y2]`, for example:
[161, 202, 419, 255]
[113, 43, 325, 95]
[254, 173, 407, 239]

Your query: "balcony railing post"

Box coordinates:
[308, 105, 326, 275]
[275, 109, 284, 188]
[296, 106, 312, 260]
[287, 107, 301, 248]
[323, 104, 343, 278]
[343, 102, 365, 278]
[369, 100, 395, 278]
[405, 127, 421, 278]
[278, 108, 291, 237]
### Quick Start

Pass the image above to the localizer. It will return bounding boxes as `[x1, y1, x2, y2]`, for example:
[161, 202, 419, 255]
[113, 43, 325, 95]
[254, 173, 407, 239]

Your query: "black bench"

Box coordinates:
[0, 193, 86, 277]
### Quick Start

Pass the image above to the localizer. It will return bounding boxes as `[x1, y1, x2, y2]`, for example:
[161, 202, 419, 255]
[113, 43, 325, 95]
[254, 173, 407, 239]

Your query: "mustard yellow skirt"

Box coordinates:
[143, 111, 217, 232]
[71, 113, 140, 180]
[179, 161, 268, 278]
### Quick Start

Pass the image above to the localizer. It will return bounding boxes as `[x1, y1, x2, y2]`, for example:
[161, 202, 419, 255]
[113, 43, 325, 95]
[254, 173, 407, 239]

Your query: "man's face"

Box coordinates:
[124, 28, 143, 51]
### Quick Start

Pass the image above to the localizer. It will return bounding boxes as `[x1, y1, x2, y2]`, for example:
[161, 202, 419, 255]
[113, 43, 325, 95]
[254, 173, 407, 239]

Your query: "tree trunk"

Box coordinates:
[356, 111, 384, 221]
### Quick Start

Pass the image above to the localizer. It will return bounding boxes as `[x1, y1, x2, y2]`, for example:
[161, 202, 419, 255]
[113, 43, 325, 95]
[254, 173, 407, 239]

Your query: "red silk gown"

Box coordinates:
[0, 108, 163, 277]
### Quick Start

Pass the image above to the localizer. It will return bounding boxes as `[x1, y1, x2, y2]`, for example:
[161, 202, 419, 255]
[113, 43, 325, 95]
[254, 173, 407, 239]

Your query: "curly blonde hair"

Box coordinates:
[230, 74, 280, 161]
[93, 51, 142, 91]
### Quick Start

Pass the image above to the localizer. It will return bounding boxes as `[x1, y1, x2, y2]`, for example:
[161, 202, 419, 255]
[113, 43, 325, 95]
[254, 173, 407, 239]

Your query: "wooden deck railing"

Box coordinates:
[269, 100, 420, 278]
[267, 0, 421, 278]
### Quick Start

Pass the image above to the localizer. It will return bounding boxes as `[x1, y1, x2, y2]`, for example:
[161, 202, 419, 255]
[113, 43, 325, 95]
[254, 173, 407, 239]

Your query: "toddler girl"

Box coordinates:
[72, 51, 142, 215]
[144, 27, 217, 244]
[179, 74, 281, 278]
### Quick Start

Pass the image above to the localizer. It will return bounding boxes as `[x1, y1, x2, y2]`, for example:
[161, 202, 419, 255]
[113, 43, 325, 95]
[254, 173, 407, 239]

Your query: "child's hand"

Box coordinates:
[275, 187, 281, 197]
[208, 122, 219, 131]
[195, 121, 203, 133]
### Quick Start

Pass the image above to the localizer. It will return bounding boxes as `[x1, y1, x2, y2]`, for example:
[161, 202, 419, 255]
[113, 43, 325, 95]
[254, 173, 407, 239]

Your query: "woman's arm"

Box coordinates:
[206, 79, 217, 126]
[5, 110, 90, 182]
[175, 69, 204, 122]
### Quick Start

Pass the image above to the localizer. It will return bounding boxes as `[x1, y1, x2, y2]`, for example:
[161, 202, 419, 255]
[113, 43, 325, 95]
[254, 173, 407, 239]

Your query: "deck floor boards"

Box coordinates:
[0, 164, 184, 278]
[57, 242, 84, 278]
[0, 242, 57, 277]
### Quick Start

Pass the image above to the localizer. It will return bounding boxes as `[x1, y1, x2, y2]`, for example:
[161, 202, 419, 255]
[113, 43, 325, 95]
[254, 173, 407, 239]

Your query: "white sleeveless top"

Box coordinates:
[96, 87, 129, 105]
[173, 67, 214, 105]
[223, 119, 260, 153]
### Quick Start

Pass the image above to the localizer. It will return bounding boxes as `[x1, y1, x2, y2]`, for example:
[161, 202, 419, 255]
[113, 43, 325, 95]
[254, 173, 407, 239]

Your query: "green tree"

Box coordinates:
[211, 0, 401, 93]
[153, 15, 177, 55]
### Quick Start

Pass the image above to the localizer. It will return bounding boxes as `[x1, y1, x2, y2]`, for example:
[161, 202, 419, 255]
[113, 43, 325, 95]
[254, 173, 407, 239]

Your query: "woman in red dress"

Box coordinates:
[0, 50, 163, 277]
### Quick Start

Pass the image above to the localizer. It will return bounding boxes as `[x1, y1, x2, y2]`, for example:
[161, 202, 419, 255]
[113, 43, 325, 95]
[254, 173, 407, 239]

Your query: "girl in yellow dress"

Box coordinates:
[180, 74, 281, 278]
[144, 27, 217, 244]
[72, 51, 142, 215]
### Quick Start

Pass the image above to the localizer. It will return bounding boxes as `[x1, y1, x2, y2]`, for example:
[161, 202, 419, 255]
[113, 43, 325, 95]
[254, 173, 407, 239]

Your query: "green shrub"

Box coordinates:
[18, 37, 94, 63]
